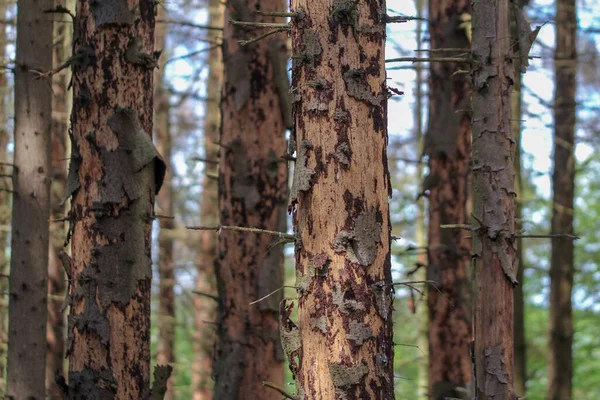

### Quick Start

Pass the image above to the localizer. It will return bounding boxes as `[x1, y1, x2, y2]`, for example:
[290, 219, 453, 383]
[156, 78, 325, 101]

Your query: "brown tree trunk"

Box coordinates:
[7, 1, 53, 397]
[66, 1, 161, 397]
[425, 0, 472, 398]
[212, 0, 288, 397]
[47, 1, 75, 396]
[471, 0, 517, 398]
[192, 0, 223, 398]
[287, 1, 394, 398]
[0, 1, 10, 394]
[547, 0, 576, 397]
[154, 7, 176, 399]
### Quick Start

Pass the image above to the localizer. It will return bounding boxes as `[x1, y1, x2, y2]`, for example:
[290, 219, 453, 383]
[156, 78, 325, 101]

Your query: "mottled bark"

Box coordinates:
[0, 1, 10, 394]
[212, 0, 287, 397]
[548, 0, 576, 397]
[424, 0, 472, 398]
[287, 0, 394, 398]
[471, 0, 516, 398]
[7, 1, 53, 398]
[192, 0, 223, 398]
[47, 1, 75, 396]
[66, 1, 161, 397]
[154, 7, 175, 399]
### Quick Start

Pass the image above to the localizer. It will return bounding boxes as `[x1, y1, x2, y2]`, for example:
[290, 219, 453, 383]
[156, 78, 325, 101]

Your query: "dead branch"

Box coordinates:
[229, 19, 290, 29]
[239, 28, 288, 46]
[157, 19, 223, 31]
[262, 381, 299, 400]
[254, 10, 299, 18]
[186, 224, 295, 241]
[43, 5, 75, 20]
[191, 290, 219, 302]
[386, 57, 472, 64]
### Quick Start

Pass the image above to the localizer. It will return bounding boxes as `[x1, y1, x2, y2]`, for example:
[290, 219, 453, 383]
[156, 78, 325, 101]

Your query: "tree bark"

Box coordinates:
[0, 1, 10, 394]
[287, 1, 394, 398]
[46, 1, 75, 395]
[471, 0, 517, 398]
[66, 1, 161, 397]
[7, 1, 53, 397]
[548, 0, 576, 397]
[154, 7, 175, 399]
[424, 0, 472, 398]
[212, 0, 288, 398]
[192, 0, 223, 398]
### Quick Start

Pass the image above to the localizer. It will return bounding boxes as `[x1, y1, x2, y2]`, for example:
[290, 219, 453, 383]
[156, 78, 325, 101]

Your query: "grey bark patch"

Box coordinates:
[372, 280, 393, 319]
[225, 51, 251, 110]
[343, 68, 381, 106]
[311, 252, 330, 272]
[125, 37, 158, 69]
[90, 0, 135, 27]
[290, 140, 315, 204]
[332, 207, 382, 266]
[69, 368, 117, 399]
[329, 362, 369, 388]
[106, 107, 166, 198]
[306, 97, 329, 112]
[280, 299, 301, 378]
[298, 30, 322, 68]
[310, 315, 328, 333]
[150, 365, 173, 400]
[332, 283, 365, 314]
[484, 345, 509, 396]
[229, 139, 261, 211]
[346, 320, 373, 345]
[335, 142, 351, 166]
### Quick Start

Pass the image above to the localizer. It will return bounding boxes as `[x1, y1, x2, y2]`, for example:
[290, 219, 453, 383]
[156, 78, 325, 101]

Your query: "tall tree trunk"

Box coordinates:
[510, 2, 529, 395]
[471, 0, 517, 398]
[0, 1, 10, 393]
[425, 0, 472, 398]
[287, 1, 394, 398]
[192, 0, 223, 398]
[413, 0, 428, 397]
[212, 0, 288, 397]
[66, 1, 161, 397]
[548, 0, 576, 397]
[7, 1, 53, 397]
[47, 1, 75, 395]
[154, 8, 175, 399]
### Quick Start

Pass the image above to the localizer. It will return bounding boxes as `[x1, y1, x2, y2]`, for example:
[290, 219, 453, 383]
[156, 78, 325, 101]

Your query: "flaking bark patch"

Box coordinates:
[69, 368, 117, 398]
[280, 299, 301, 378]
[372, 280, 393, 319]
[329, 362, 369, 388]
[310, 315, 328, 333]
[290, 140, 315, 206]
[333, 207, 382, 266]
[346, 320, 373, 345]
[332, 283, 365, 314]
[90, 0, 136, 27]
[297, 30, 322, 69]
[343, 68, 381, 106]
[334, 142, 351, 166]
[484, 346, 509, 396]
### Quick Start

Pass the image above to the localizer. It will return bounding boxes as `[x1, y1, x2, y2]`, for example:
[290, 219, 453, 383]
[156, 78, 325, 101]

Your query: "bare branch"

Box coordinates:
[262, 381, 299, 400]
[157, 19, 223, 31]
[386, 57, 472, 64]
[186, 225, 295, 241]
[229, 19, 290, 29]
[43, 5, 75, 20]
[255, 10, 299, 18]
[191, 290, 219, 302]
[239, 28, 288, 46]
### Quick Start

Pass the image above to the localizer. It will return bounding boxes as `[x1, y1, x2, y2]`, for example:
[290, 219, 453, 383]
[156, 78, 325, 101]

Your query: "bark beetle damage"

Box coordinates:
[67, 108, 164, 353]
[280, 299, 301, 379]
[333, 206, 382, 267]
[342, 67, 386, 134]
[328, 362, 369, 395]
[306, 78, 333, 114]
[482, 346, 509, 397]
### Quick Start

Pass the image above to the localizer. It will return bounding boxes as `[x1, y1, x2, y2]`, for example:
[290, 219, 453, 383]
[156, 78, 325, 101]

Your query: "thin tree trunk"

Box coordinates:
[414, 0, 428, 397]
[287, 1, 394, 398]
[0, 1, 10, 394]
[7, 1, 53, 397]
[471, 0, 517, 397]
[46, 1, 74, 396]
[212, 0, 288, 396]
[510, 2, 529, 395]
[66, 1, 161, 397]
[425, 0, 473, 398]
[154, 7, 176, 399]
[192, 0, 223, 398]
[547, 0, 576, 397]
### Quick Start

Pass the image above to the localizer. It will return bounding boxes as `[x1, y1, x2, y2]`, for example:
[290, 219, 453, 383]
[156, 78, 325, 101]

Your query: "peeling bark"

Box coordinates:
[212, 0, 288, 397]
[289, 0, 394, 398]
[547, 0, 576, 397]
[67, 1, 161, 397]
[7, 0, 53, 398]
[192, 1, 223, 399]
[471, 0, 517, 398]
[424, 0, 473, 398]
[154, 6, 175, 399]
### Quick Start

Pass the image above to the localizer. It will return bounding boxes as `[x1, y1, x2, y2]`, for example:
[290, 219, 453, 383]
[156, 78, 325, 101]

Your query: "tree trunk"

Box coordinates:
[548, 0, 576, 397]
[66, 1, 161, 397]
[47, 1, 75, 395]
[154, 7, 176, 399]
[471, 0, 517, 398]
[0, 1, 10, 394]
[192, 0, 223, 398]
[287, 1, 394, 398]
[425, 0, 472, 398]
[7, 1, 53, 397]
[212, 0, 288, 397]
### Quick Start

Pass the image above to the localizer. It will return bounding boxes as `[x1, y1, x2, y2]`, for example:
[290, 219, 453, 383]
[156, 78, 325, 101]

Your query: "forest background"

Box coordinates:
[0, 0, 598, 398]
